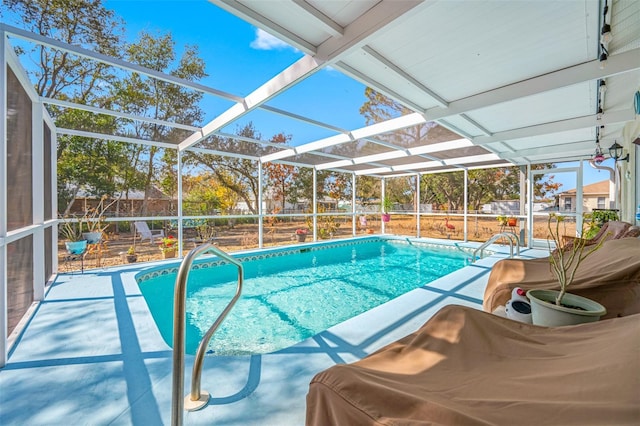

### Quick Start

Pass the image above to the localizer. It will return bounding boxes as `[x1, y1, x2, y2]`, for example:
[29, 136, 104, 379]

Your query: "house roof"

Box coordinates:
[561, 179, 611, 196]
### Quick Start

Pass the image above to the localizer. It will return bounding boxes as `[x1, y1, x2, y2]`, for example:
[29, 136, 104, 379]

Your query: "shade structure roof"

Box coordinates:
[6, 0, 640, 177]
[204, 0, 640, 176]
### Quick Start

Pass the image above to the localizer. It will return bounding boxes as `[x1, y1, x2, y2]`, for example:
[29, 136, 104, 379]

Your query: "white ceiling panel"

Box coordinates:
[306, 0, 378, 28]
[365, 0, 599, 102]
[467, 83, 595, 133]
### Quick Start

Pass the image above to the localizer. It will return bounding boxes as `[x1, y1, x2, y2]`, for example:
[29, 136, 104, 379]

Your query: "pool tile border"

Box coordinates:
[135, 237, 485, 283]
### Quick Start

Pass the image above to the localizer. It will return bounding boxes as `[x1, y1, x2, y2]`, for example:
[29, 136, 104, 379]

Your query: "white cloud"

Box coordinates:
[250, 28, 295, 51]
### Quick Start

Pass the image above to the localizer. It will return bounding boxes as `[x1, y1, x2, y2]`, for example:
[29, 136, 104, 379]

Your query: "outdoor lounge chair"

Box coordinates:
[133, 221, 165, 244]
[307, 305, 639, 425]
[483, 237, 640, 319]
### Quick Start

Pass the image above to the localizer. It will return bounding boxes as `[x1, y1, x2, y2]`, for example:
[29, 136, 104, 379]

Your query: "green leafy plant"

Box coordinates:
[547, 213, 607, 305]
[305, 208, 339, 239]
[583, 209, 619, 239]
[194, 219, 217, 242]
[382, 197, 393, 213]
[84, 195, 117, 233]
[158, 236, 177, 253]
[59, 215, 86, 241]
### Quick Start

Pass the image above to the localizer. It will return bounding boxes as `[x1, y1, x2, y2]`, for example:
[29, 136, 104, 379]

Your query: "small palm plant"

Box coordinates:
[59, 215, 85, 241]
[547, 213, 607, 305]
[84, 195, 116, 233]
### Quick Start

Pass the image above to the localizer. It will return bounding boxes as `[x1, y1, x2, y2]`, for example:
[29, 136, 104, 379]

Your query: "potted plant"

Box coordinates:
[507, 216, 517, 227]
[381, 198, 393, 223]
[526, 213, 607, 326]
[126, 246, 138, 263]
[59, 215, 88, 255]
[82, 196, 116, 244]
[496, 215, 508, 226]
[194, 219, 216, 244]
[295, 228, 308, 242]
[158, 235, 177, 258]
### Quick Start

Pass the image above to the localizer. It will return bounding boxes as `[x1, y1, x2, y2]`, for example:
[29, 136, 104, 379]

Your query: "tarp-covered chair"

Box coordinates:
[484, 237, 640, 319]
[559, 220, 631, 252]
[307, 305, 640, 425]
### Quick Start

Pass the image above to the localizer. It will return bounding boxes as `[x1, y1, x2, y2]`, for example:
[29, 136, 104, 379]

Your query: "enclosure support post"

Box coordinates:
[526, 164, 533, 249]
[463, 168, 468, 242]
[519, 166, 526, 245]
[0, 29, 7, 368]
[312, 168, 317, 241]
[352, 173, 356, 236]
[177, 150, 183, 256]
[381, 178, 386, 234]
[32, 96, 44, 301]
[416, 173, 420, 238]
[258, 161, 263, 248]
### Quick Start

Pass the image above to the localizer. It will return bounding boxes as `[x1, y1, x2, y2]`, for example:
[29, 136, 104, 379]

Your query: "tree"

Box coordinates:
[182, 173, 221, 215]
[355, 176, 380, 204]
[187, 123, 263, 214]
[4, 0, 123, 102]
[5, 0, 129, 212]
[263, 133, 297, 213]
[111, 31, 206, 215]
[325, 171, 352, 206]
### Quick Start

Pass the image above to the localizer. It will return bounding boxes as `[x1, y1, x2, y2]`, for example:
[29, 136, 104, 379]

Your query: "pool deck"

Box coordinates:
[0, 240, 548, 425]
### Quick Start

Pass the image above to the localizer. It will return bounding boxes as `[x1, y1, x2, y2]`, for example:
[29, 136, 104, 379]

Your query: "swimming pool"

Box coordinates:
[136, 238, 469, 355]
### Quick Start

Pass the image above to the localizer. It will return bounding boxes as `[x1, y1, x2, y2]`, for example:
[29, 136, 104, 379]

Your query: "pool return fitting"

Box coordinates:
[171, 243, 244, 426]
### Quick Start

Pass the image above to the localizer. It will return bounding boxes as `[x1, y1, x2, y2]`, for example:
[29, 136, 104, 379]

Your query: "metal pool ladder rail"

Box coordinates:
[472, 232, 520, 262]
[171, 243, 244, 426]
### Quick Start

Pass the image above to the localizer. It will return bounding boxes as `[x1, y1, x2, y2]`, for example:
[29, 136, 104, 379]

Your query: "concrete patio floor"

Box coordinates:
[0, 241, 547, 425]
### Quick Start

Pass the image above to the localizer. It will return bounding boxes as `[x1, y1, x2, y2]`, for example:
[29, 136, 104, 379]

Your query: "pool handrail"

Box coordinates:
[171, 243, 244, 425]
[472, 232, 520, 262]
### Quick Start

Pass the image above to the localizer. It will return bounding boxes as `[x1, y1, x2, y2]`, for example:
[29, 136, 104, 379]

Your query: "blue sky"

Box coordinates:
[105, 0, 370, 144]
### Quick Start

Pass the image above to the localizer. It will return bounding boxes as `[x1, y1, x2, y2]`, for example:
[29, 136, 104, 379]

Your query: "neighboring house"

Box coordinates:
[68, 186, 175, 217]
[558, 180, 612, 212]
[490, 200, 521, 215]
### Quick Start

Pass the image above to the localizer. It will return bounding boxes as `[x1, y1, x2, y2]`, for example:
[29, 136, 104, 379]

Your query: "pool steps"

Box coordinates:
[171, 243, 244, 425]
[471, 232, 520, 262]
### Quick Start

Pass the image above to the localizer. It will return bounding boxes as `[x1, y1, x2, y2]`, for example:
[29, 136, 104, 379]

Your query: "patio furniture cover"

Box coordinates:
[484, 237, 640, 318]
[306, 305, 639, 426]
[557, 220, 631, 252]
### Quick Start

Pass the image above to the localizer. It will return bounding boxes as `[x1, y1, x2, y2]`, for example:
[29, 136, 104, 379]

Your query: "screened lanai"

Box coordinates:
[1, 0, 639, 370]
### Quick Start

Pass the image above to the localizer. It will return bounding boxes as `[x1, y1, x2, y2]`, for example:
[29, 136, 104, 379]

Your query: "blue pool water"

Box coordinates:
[137, 239, 468, 355]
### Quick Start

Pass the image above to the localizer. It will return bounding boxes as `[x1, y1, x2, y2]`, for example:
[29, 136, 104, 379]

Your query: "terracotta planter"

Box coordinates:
[162, 249, 176, 259]
[507, 218, 517, 226]
[527, 289, 606, 327]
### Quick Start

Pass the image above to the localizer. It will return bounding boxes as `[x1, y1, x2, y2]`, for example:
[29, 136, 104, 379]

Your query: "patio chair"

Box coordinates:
[133, 221, 165, 244]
